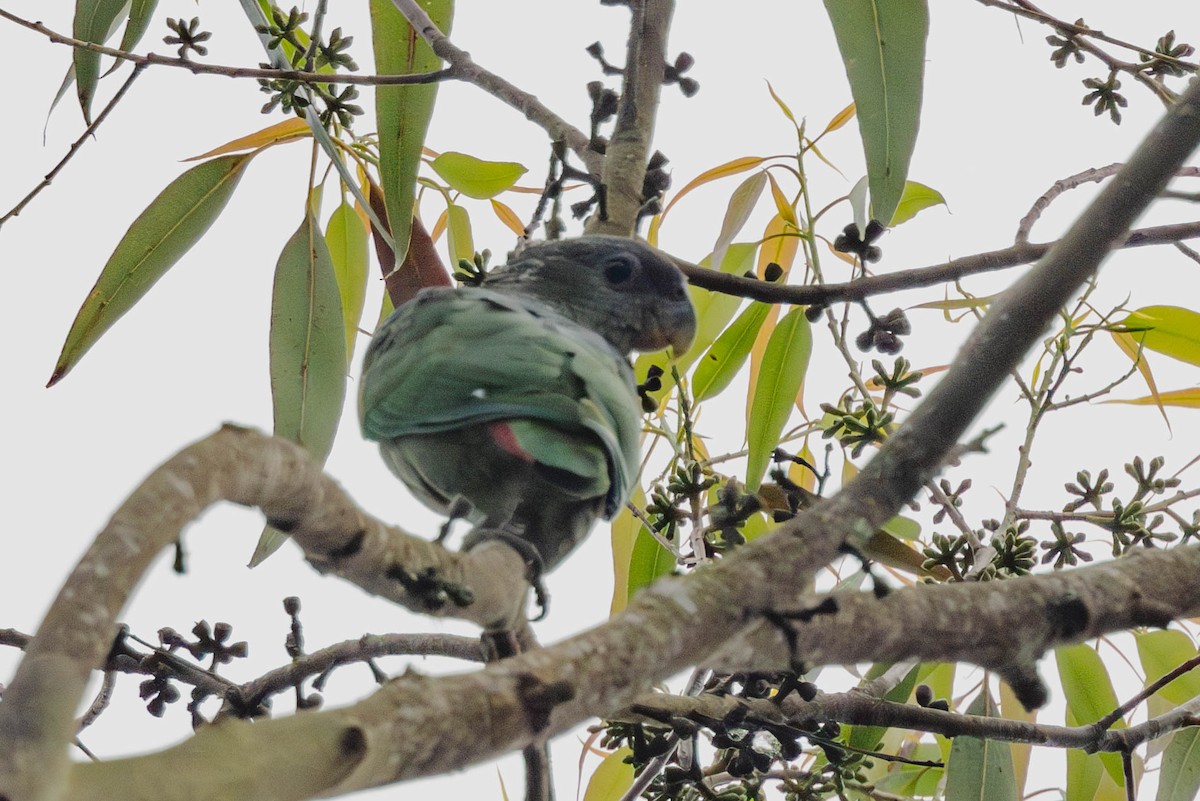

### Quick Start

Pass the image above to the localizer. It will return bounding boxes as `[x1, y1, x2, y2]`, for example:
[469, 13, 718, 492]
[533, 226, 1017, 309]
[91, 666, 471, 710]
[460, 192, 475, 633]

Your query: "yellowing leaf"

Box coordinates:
[746, 308, 813, 491]
[490, 199, 526, 236]
[823, 0, 928, 225]
[610, 486, 646, 615]
[50, 154, 253, 386]
[184, 118, 311, 161]
[582, 748, 635, 801]
[1105, 387, 1200, 408]
[713, 171, 767, 269]
[1110, 330, 1167, 420]
[660, 156, 768, 220]
[431, 152, 527, 199]
[765, 171, 798, 227]
[821, 102, 857, 137]
[912, 293, 998, 311]
[1120, 306, 1200, 367]
[326, 202, 370, 363]
[890, 181, 947, 226]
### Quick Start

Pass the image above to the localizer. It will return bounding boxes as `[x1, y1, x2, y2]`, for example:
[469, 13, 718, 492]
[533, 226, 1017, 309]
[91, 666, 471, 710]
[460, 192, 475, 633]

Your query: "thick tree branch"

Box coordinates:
[588, 0, 675, 236]
[3, 75, 1200, 801]
[387, 0, 601, 176]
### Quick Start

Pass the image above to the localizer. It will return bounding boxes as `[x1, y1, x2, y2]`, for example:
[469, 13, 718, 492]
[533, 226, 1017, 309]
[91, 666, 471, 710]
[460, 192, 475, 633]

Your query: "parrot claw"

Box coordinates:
[436, 497, 476, 544]
[465, 529, 550, 620]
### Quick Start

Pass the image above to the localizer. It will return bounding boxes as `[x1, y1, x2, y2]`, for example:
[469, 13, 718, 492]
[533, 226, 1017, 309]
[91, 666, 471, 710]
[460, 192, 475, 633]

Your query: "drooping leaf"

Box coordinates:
[74, 0, 131, 124]
[431, 152, 527, 199]
[1136, 630, 1200, 706]
[445, 203, 474, 267]
[693, 301, 771, 403]
[370, 0, 454, 266]
[944, 689, 1018, 801]
[1158, 728, 1200, 801]
[115, 0, 157, 55]
[823, 0, 929, 226]
[326, 202, 370, 362]
[270, 212, 348, 461]
[657, 156, 769, 221]
[1109, 330, 1169, 425]
[712, 171, 767, 270]
[1106, 388, 1200, 409]
[746, 307, 812, 491]
[846, 664, 920, 754]
[625, 525, 676, 604]
[253, 213, 349, 564]
[1057, 644, 1126, 786]
[913, 293, 999, 311]
[890, 180, 947, 226]
[50, 154, 253, 386]
[609, 485, 646, 615]
[1119, 306, 1200, 367]
[765, 172, 798, 227]
[582, 748, 635, 801]
[998, 678, 1036, 794]
[491, 199, 526, 236]
[184, 118, 311, 161]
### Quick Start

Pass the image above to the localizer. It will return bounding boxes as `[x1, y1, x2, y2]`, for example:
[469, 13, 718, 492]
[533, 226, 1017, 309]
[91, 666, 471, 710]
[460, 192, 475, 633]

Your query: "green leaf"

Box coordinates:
[73, 0, 132, 123]
[823, 0, 929, 226]
[370, 0, 454, 266]
[847, 664, 919, 753]
[50, 154, 253, 386]
[1119, 306, 1200, 368]
[254, 213, 349, 565]
[1158, 728, 1200, 801]
[693, 301, 771, 403]
[890, 180, 946, 226]
[326, 203, 370, 363]
[880, 514, 920, 540]
[445, 203, 475, 268]
[270, 213, 348, 462]
[626, 526, 675, 600]
[431, 152, 527, 199]
[1057, 643, 1126, 786]
[746, 307, 812, 491]
[117, 0, 157, 53]
[582, 748, 635, 801]
[944, 689, 1018, 801]
[1136, 630, 1200, 705]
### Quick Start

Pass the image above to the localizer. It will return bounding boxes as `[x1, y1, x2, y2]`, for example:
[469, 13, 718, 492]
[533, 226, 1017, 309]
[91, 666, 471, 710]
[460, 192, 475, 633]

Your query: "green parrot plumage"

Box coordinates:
[359, 235, 696, 571]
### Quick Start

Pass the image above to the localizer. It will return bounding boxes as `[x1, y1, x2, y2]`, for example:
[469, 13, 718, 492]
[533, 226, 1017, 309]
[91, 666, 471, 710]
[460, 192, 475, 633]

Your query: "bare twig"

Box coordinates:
[0, 62, 146, 228]
[388, 0, 601, 176]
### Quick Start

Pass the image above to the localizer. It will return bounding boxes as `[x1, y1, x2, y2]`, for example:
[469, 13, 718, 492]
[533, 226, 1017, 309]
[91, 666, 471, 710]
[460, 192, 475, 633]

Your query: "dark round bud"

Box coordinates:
[864, 219, 886, 243]
[798, 681, 819, 701]
[283, 596, 301, 615]
[855, 330, 874, 351]
[763, 262, 783, 282]
[804, 304, 826, 322]
[674, 52, 695, 72]
[915, 684, 933, 707]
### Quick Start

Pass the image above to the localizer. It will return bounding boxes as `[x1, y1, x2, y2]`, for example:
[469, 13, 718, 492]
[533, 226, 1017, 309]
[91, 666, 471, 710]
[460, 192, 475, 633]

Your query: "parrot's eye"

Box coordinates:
[603, 255, 636, 285]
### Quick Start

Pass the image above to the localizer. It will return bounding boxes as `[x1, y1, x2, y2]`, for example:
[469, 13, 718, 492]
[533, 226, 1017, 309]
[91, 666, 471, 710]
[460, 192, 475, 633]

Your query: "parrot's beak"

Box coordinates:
[638, 300, 697, 357]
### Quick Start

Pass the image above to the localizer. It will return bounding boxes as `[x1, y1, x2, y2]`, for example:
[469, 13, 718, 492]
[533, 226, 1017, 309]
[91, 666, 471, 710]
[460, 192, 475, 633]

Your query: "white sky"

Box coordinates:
[2, 2, 1199, 799]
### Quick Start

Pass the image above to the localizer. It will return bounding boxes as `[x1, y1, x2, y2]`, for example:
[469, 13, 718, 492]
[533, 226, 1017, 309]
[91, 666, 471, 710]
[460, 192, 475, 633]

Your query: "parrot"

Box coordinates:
[358, 235, 697, 575]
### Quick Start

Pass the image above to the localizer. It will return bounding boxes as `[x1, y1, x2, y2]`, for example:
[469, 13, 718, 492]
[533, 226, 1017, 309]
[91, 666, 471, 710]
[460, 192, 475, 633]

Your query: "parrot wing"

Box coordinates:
[359, 287, 642, 516]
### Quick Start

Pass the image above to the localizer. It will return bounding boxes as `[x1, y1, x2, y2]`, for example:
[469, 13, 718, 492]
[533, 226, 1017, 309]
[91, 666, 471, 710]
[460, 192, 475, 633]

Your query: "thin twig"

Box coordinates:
[0, 10, 451, 87]
[388, 0, 601, 176]
[0, 62, 146, 228]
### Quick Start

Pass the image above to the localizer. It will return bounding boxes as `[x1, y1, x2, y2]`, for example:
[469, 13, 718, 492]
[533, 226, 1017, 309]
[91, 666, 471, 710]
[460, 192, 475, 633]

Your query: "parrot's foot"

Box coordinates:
[436, 496, 476, 545]
[760, 598, 841, 675]
[465, 530, 550, 620]
[387, 564, 476, 611]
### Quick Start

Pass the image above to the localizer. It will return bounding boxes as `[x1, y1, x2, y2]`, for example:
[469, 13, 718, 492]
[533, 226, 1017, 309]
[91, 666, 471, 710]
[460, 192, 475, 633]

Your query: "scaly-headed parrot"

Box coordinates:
[359, 235, 696, 571]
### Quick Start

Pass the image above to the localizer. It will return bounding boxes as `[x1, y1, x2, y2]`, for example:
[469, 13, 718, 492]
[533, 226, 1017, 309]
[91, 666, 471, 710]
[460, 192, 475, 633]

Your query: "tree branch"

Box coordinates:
[387, 0, 602, 177]
[673, 219, 1200, 306]
[0, 10, 452, 87]
[588, 0, 675, 236]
